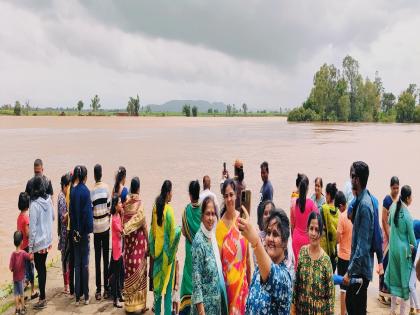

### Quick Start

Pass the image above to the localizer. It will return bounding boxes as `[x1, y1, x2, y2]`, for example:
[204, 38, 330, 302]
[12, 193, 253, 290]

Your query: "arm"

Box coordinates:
[9, 254, 14, 272]
[336, 215, 343, 244]
[382, 207, 390, 241]
[290, 202, 295, 233]
[346, 203, 373, 277]
[246, 243, 251, 284]
[164, 207, 181, 264]
[237, 206, 271, 282]
[123, 205, 146, 235]
[28, 205, 38, 253]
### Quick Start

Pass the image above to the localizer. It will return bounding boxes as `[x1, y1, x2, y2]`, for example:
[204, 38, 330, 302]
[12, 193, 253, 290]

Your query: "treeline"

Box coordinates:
[288, 55, 420, 123]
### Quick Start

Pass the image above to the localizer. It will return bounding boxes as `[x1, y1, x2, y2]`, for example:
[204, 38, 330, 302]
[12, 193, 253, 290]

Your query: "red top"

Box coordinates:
[9, 250, 31, 281]
[112, 214, 122, 261]
[17, 212, 30, 250]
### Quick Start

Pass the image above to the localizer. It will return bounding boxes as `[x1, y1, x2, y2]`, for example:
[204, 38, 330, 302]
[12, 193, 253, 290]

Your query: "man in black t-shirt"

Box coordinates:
[25, 159, 53, 198]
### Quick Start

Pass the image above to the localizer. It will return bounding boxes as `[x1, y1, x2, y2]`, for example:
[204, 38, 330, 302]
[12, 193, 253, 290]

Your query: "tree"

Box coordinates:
[381, 92, 396, 113]
[208, 108, 213, 114]
[242, 103, 248, 115]
[414, 106, 420, 123]
[77, 100, 84, 113]
[342, 55, 361, 121]
[182, 104, 191, 117]
[395, 90, 416, 122]
[14, 101, 22, 116]
[191, 105, 198, 117]
[127, 94, 140, 116]
[226, 104, 232, 116]
[90, 95, 101, 112]
[337, 95, 350, 121]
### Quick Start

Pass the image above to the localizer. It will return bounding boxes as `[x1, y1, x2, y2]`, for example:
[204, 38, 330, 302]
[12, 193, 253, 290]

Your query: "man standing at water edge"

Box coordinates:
[199, 175, 220, 217]
[90, 164, 111, 300]
[343, 161, 374, 315]
[257, 161, 273, 230]
[25, 158, 53, 199]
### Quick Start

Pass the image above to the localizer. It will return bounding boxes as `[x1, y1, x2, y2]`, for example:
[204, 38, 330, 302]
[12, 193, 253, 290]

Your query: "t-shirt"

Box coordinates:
[337, 210, 353, 261]
[9, 250, 31, 282]
[17, 212, 30, 250]
[91, 181, 110, 234]
[112, 213, 122, 261]
[25, 174, 53, 198]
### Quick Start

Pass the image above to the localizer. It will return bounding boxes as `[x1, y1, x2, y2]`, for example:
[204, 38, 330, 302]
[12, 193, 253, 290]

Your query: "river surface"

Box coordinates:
[1, 116, 419, 286]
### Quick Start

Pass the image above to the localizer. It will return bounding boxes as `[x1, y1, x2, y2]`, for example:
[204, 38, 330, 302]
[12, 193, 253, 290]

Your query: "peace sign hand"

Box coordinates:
[237, 205, 259, 247]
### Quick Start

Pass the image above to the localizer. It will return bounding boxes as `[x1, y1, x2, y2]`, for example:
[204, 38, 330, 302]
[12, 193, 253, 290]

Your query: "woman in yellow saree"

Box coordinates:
[122, 177, 148, 313]
[216, 179, 250, 315]
[149, 180, 181, 315]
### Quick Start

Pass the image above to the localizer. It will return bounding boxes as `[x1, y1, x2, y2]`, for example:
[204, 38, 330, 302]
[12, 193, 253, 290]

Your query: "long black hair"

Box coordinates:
[297, 174, 309, 213]
[130, 176, 140, 194]
[394, 185, 412, 227]
[72, 165, 87, 184]
[326, 182, 338, 201]
[110, 195, 120, 215]
[156, 180, 172, 226]
[31, 176, 47, 200]
[189, 180, 200, 202]
[60, 173, 71, 190]
[114, 166, 126, 195]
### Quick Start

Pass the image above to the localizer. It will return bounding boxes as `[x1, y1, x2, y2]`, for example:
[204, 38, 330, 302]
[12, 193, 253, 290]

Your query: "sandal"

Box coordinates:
[378, 295, 391, 305]
[113, 301, 123, 308]
[95, 292, 102, 301]
[31, 292, 39, 300]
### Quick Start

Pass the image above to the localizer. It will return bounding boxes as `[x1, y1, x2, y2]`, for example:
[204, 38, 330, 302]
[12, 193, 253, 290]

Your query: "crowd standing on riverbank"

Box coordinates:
[8, 158, 420, 315]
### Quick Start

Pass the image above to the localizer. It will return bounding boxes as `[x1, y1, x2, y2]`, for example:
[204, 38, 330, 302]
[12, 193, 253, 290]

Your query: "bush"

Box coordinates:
[414, 106, 420, 123]
[287, 107, 319, 121]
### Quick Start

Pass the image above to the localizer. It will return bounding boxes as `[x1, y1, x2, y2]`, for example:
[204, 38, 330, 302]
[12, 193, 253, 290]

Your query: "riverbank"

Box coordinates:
[0, 249, 394, 315]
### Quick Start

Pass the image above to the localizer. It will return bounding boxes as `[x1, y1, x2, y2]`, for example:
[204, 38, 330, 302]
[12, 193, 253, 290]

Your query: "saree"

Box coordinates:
[179, 202, 201, 315]
[149, 203, 181, 296]
[122, 194, 148, 312]
[216, 220, 249, 315]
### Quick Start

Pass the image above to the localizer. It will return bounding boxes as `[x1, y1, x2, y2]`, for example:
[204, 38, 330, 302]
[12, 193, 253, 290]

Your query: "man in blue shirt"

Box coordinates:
[257, 161, 274, 231]
[343, 161, 374, 315]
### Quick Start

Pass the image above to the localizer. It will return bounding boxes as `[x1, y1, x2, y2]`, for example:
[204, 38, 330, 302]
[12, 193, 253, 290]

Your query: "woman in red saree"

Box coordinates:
[123, 177, 148, 313]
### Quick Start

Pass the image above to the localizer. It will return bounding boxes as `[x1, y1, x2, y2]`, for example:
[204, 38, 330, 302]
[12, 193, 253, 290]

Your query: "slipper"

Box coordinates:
[378, 295, 391, 306]
[31, 292, 39, 300]
[95, 292, 102, 301]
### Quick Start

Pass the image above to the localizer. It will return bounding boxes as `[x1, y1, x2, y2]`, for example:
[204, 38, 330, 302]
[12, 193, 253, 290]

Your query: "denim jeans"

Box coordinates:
[74, 235, 90, 301]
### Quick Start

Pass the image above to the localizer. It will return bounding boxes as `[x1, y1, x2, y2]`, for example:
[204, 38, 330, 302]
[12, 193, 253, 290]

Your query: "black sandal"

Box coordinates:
[95, 292, 102, 301]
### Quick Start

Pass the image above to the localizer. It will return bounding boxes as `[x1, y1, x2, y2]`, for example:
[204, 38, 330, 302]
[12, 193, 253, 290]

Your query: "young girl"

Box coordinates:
[111, 195, 124, 308]
[57, 174, 70, 293]
[16, 192, 38, 300]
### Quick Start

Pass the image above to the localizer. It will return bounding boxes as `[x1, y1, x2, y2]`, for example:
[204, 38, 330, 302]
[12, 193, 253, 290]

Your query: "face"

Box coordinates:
[338, 203, 346, 213]
[260, 167, 269, 182]
[315, 180, 322, 196]
[34, 165, 43, 175]
[63, 184, 69, 195]
[223, 184, 236, 210]
[308, 218, 321, 246]
[265, 219, 284, 263]
[202, 202, 216, 231]
[391, 184, 399, 198]
[263, 204, 273, 225]
[350, 167, 359, 191]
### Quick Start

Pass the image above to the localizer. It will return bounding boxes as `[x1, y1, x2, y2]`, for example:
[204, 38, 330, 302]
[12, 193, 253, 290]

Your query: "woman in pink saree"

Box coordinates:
[123, 177, 148, 313]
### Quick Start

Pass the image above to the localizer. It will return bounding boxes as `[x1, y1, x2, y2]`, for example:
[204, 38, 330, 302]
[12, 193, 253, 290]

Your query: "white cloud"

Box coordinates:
[0, 0, 419, 109]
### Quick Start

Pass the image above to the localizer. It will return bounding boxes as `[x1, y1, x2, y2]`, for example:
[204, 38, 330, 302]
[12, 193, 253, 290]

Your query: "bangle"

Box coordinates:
[251, 239, 259, 249]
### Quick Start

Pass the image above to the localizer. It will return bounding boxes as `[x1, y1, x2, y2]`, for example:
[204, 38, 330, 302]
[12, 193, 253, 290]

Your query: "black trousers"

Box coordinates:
[74, 236, 89, 301]
[34, 252, 48, 300]
[346, 277, 369, 315]
[67, 232, 75, 295]
[94, 230, 110, 293]
[111, 256, 123, 302]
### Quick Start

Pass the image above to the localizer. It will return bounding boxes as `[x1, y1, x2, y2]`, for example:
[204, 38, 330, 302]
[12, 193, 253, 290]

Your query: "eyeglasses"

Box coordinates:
[223, 192, 235, 199]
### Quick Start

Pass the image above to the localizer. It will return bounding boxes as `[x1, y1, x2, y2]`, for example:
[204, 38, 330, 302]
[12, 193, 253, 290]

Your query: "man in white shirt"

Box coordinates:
[199, 175, 220, 218]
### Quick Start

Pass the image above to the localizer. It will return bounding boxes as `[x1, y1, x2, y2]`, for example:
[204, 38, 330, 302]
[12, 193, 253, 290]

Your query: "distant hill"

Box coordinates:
[146, 100, 227, 113]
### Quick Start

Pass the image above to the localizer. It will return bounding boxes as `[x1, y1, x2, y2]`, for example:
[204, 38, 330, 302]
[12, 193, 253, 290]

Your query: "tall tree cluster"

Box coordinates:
[288, 55, 420, 123]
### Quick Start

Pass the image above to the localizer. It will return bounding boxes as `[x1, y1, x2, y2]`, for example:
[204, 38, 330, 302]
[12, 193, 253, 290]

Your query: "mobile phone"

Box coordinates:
[240, 190, 251, 218]
[223, 162, 226, 173]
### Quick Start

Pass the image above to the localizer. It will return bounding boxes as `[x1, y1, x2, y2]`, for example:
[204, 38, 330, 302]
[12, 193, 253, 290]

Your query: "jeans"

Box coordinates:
[111, 256, 122, 301]
[94, 230, 110, 293]
[154, 263, 174, 315]
[346, 277, 369, 315]
[34, 252, 48, 300]
[74, 235, 90, 301]
[23, 247, 34, 285]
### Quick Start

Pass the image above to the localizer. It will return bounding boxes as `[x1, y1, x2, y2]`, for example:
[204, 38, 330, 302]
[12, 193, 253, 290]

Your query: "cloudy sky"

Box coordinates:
[1, 0, 419, 110]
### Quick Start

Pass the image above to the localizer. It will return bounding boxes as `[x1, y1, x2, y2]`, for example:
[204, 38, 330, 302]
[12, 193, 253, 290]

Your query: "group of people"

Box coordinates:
[8, 158, 420, 315]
